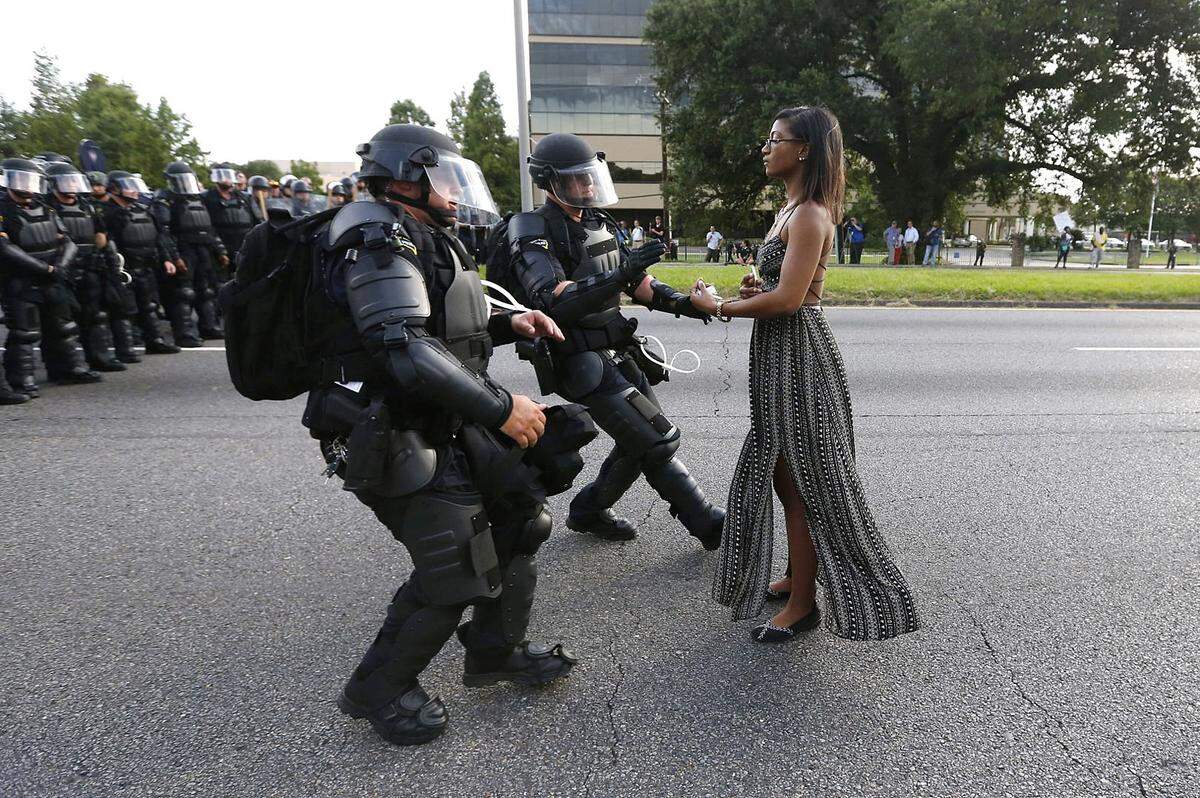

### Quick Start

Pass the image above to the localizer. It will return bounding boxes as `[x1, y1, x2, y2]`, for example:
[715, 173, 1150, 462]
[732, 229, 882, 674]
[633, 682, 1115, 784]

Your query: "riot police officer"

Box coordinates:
[87, 171, 108, 203]
[297, 124, 582, 745]
[289, 179, 319, 216]
[247, 175, 271, 224]
[103, 171, 180, 356]
[202, 163, 255, 262]
[44, 161, 126, 372]
[328, 182, 349, 208]
[0, 158, 101, 396]
[152, 161, 229, 342]
[506, 133, 724, 548]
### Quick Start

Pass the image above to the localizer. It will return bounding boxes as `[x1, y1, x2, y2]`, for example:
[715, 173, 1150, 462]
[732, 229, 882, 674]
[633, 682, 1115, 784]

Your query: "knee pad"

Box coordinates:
[395, 494, 502, 606]
[641, 429, 682, 465]
[557, 351, 607, 400]
[515, 506, 552, 556]
[93, 309, 109, 325]
[180, 286, 196, 304]
[10, 327, 40, 345]
[590, 385, 679, 461]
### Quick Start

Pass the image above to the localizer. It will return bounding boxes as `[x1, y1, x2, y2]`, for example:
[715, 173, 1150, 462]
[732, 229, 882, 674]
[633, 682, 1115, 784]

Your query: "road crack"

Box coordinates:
[966, 608, 1149, 795]
[712, 323, 733, 416]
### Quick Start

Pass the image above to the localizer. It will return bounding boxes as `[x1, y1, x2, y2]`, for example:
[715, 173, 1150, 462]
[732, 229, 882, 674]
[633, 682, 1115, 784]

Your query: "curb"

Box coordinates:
[823, 299, 1200, 310]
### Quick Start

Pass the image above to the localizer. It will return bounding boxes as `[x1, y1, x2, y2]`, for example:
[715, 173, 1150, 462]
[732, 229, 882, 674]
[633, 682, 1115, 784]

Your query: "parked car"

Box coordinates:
[1105, 236, 1127, 250]
[1167, 238, 1193, 251]
[950, 234, 979, 247]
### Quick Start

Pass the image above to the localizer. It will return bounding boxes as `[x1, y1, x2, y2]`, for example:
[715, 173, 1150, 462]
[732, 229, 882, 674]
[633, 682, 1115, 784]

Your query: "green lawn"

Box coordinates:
[648, 265, 1200, 305]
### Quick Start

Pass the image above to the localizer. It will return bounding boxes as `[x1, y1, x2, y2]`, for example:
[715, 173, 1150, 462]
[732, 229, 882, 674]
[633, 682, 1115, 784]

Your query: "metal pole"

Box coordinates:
[1145, 172, 1159, 262]
[514, 0, 533, 211]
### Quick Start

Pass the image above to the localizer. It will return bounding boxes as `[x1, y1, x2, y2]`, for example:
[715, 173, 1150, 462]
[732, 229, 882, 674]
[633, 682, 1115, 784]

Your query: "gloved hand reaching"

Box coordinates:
[620, 239, 666, 281]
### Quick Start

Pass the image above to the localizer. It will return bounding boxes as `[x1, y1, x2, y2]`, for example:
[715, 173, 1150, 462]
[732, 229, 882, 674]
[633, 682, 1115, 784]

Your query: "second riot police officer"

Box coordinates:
[505, 133, 724, 548]
[202, 163, 256, 263]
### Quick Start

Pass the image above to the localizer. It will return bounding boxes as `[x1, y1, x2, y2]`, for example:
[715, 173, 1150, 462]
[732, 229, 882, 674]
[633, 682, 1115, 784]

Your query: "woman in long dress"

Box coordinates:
[689, 106, 919, 643]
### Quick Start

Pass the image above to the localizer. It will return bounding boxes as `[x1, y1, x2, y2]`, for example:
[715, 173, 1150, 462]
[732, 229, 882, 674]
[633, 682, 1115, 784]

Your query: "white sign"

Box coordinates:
[1053, 211, 1076, 231]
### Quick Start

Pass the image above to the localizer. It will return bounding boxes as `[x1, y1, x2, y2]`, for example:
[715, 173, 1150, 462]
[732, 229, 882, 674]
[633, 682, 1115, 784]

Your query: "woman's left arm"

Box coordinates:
[692, 206, 828, 320]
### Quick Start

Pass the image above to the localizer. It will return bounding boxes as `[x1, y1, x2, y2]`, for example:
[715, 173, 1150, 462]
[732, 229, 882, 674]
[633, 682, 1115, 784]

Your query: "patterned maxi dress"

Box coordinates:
[712, 234, 919, 640]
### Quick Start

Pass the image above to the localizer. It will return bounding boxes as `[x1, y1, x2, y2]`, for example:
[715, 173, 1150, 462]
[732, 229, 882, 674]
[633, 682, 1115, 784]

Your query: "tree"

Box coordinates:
[289, 158, 323, 188]
[238, 159, 283, 180]
[0, 53, 207, 187]
[645, 0, 1200, 230]
[447, 72, 520, 214]
[389, 98, 434, 127]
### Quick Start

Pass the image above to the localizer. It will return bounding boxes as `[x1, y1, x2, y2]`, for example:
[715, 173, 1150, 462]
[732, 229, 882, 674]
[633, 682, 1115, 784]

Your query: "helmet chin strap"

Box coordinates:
[385, 184, 456, 227]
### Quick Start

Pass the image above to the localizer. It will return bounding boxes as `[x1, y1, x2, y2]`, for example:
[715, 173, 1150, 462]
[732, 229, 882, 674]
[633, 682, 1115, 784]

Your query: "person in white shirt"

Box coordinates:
[630, 219, 645, 249]
[903, 220, 919, 264]
[705, 226, 724, 262]
[1090, 226, 1107, 268]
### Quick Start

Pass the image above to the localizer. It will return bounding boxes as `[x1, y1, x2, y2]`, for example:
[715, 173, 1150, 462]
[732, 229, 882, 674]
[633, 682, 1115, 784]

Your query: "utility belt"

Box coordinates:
[551, 312, 637, 357]
[178, 232, 218, 247]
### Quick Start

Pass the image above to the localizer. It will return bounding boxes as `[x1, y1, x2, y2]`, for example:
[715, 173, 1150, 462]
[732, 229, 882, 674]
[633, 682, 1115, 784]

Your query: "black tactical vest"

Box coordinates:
[114, 202, 159, 257]
[169, 195, 216, 243]
[540, 206, 624, 328]
[2, 200, 61, 263]
[205, 190, 254, 233]
[51, 199, 97, 255]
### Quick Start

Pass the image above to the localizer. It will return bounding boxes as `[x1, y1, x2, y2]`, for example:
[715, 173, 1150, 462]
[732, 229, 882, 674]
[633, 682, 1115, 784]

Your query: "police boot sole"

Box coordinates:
[566, 517, 637, 541]
[0, 393, 29, 405]
[463, 661, 574, 689]
[89, 361, 128, 372]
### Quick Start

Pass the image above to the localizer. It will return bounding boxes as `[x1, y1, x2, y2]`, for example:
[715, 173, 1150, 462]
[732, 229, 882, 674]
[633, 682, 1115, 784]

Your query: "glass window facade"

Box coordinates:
[530, 42, 659, 136]
[528, 0, 653, 37]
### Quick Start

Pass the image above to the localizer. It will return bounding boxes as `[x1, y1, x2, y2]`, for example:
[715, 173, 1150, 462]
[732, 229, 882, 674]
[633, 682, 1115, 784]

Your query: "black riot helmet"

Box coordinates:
[164, 161, 202, 196]
[209, 162, 239, 187]
[291, 179, 311, 196]
[36, 151, 73, 165]
[107, 169, 151, 201]
[330, 182, 349, 198]
[355, 123, 500, 226]
[528, 133, 618, 209]
[248, 174, 270, 191]
[44, 161, 91, 196]
[87, 170, 107, 187]
[3, 157, 49, 198]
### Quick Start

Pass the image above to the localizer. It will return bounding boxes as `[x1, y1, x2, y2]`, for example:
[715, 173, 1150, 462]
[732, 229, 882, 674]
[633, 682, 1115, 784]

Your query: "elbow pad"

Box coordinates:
[0, 236, 54, 278]
[545, 269, 631, 326]
[383, 331, 512, 429]
[508, 212, 564, 312]
[645, 278, 711, 321]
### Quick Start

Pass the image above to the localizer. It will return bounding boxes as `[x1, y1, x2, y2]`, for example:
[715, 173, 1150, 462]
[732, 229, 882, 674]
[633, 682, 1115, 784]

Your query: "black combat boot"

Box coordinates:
[110, 319, 142, 363]
[457, 625, 577, 688]
[644, 457, 724, 550]
[337, 681, 448, 746]
[83, 320, 127, 372]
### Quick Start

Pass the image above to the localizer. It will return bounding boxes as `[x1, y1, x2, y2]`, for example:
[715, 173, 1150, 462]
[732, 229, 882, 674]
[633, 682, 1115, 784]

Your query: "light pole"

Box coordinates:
[513, 0, 533, 211]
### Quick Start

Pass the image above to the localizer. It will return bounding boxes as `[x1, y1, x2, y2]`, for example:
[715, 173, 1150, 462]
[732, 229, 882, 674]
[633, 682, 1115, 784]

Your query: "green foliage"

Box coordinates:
[447, 72, 520, 214]
[239, 159, 283, 180]
[0, 52, 206, 187]
[388, 99, 434, 127]
[289, 159, 323, 189]
[646, 0, 1200, 231]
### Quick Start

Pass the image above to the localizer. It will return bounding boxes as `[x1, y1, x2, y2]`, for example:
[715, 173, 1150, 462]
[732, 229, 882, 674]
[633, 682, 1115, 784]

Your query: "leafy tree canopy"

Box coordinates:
[448, 72, 520, 215]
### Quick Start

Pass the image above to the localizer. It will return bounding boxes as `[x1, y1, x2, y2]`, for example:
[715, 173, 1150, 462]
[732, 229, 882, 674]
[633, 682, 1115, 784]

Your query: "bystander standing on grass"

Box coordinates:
[630, 218, 644, 249]
[847, 217, 865, 263]
[705, 225, 723, 263]
[922, 220, 943, 266]
[903, 220, 919, 264]
[885, 221, 902, 265]
[1055, 228, 1072, 268]
[1090, 226, 1107, 268]
[974, 238, 987, 266]
[1167, 238, 1178, 270]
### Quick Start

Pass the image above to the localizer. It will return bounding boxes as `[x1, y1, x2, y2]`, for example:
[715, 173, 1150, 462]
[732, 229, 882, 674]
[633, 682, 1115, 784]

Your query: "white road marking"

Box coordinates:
[1074, 347, 1200, 351]
[180, 347, 227, 351]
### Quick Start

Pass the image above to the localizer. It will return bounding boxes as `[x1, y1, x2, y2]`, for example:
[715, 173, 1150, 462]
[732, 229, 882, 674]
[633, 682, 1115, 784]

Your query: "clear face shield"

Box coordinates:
[547, 157, 619, 208]
[422, 154, 501, 226]
[5, 169, 49, 196]
[168, 172, 203, 195]
[113, 176, 151, 199]
[210, 168, 238, 186]
[52, 173, 91, 195]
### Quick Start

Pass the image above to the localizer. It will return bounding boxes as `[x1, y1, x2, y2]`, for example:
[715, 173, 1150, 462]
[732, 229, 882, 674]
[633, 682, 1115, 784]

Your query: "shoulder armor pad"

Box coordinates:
[329, 201, 400, 248]
[508, 212, 548, 242]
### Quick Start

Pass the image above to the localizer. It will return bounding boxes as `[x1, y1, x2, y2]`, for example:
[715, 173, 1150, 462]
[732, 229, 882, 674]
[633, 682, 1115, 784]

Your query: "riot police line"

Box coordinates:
[0, 154, 358, 405]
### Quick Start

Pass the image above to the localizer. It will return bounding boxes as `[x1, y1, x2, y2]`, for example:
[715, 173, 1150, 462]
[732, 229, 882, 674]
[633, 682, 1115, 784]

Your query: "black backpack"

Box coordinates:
[482, 212, 525, 305]
[218, 207, 338, 401]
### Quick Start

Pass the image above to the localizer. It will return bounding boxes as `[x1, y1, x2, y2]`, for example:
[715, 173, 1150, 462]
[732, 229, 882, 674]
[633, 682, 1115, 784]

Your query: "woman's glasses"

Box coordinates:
[760, 137, 805, 149]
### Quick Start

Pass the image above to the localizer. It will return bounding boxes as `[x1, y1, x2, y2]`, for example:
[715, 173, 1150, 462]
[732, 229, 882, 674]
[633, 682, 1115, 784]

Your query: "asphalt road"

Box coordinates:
[2, 307, 1197, 798]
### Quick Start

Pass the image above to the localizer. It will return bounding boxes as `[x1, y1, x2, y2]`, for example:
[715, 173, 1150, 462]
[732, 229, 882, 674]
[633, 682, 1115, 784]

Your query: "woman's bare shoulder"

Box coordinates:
[783, 202, 832, 241]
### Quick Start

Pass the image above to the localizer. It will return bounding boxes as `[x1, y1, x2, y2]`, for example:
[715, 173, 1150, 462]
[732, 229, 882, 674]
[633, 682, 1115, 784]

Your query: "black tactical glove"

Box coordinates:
[620, 239, 666, 281]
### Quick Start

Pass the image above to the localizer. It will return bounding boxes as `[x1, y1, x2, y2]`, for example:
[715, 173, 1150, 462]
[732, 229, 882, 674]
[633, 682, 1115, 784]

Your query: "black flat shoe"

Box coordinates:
[750, 606, 821, 643]
[764, 585, 791, 602]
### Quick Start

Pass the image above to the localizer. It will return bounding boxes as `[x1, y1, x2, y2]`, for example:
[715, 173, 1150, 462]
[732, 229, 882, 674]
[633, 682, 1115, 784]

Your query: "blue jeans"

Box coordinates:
[923, 243, 940, 265]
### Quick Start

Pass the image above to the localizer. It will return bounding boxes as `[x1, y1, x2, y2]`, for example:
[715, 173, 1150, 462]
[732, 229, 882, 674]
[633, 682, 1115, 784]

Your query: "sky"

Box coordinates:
[0, 0, 523, 166]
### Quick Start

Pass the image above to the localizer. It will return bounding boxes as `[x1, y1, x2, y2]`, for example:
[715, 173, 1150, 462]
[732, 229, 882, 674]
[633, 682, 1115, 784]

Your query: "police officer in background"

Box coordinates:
[289, 179, 319, 216]
[0, 158, 101, 397]
[506, 133, 724, 548]
[295, 124, 582, 745]
[202, 163, 255, 262]
[328, 181, 349, 208]
[103, 171, 180, 356]
[246, 175, 271, 224]
[87, 171, 108, 203]
[44, 161, 126, 372]
[152, 161, 228, 342]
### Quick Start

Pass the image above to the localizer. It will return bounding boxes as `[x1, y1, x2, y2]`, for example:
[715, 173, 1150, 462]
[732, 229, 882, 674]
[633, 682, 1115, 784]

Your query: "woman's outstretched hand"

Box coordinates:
[690, 279, 720, 315]
[739, 273, 763, 299]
